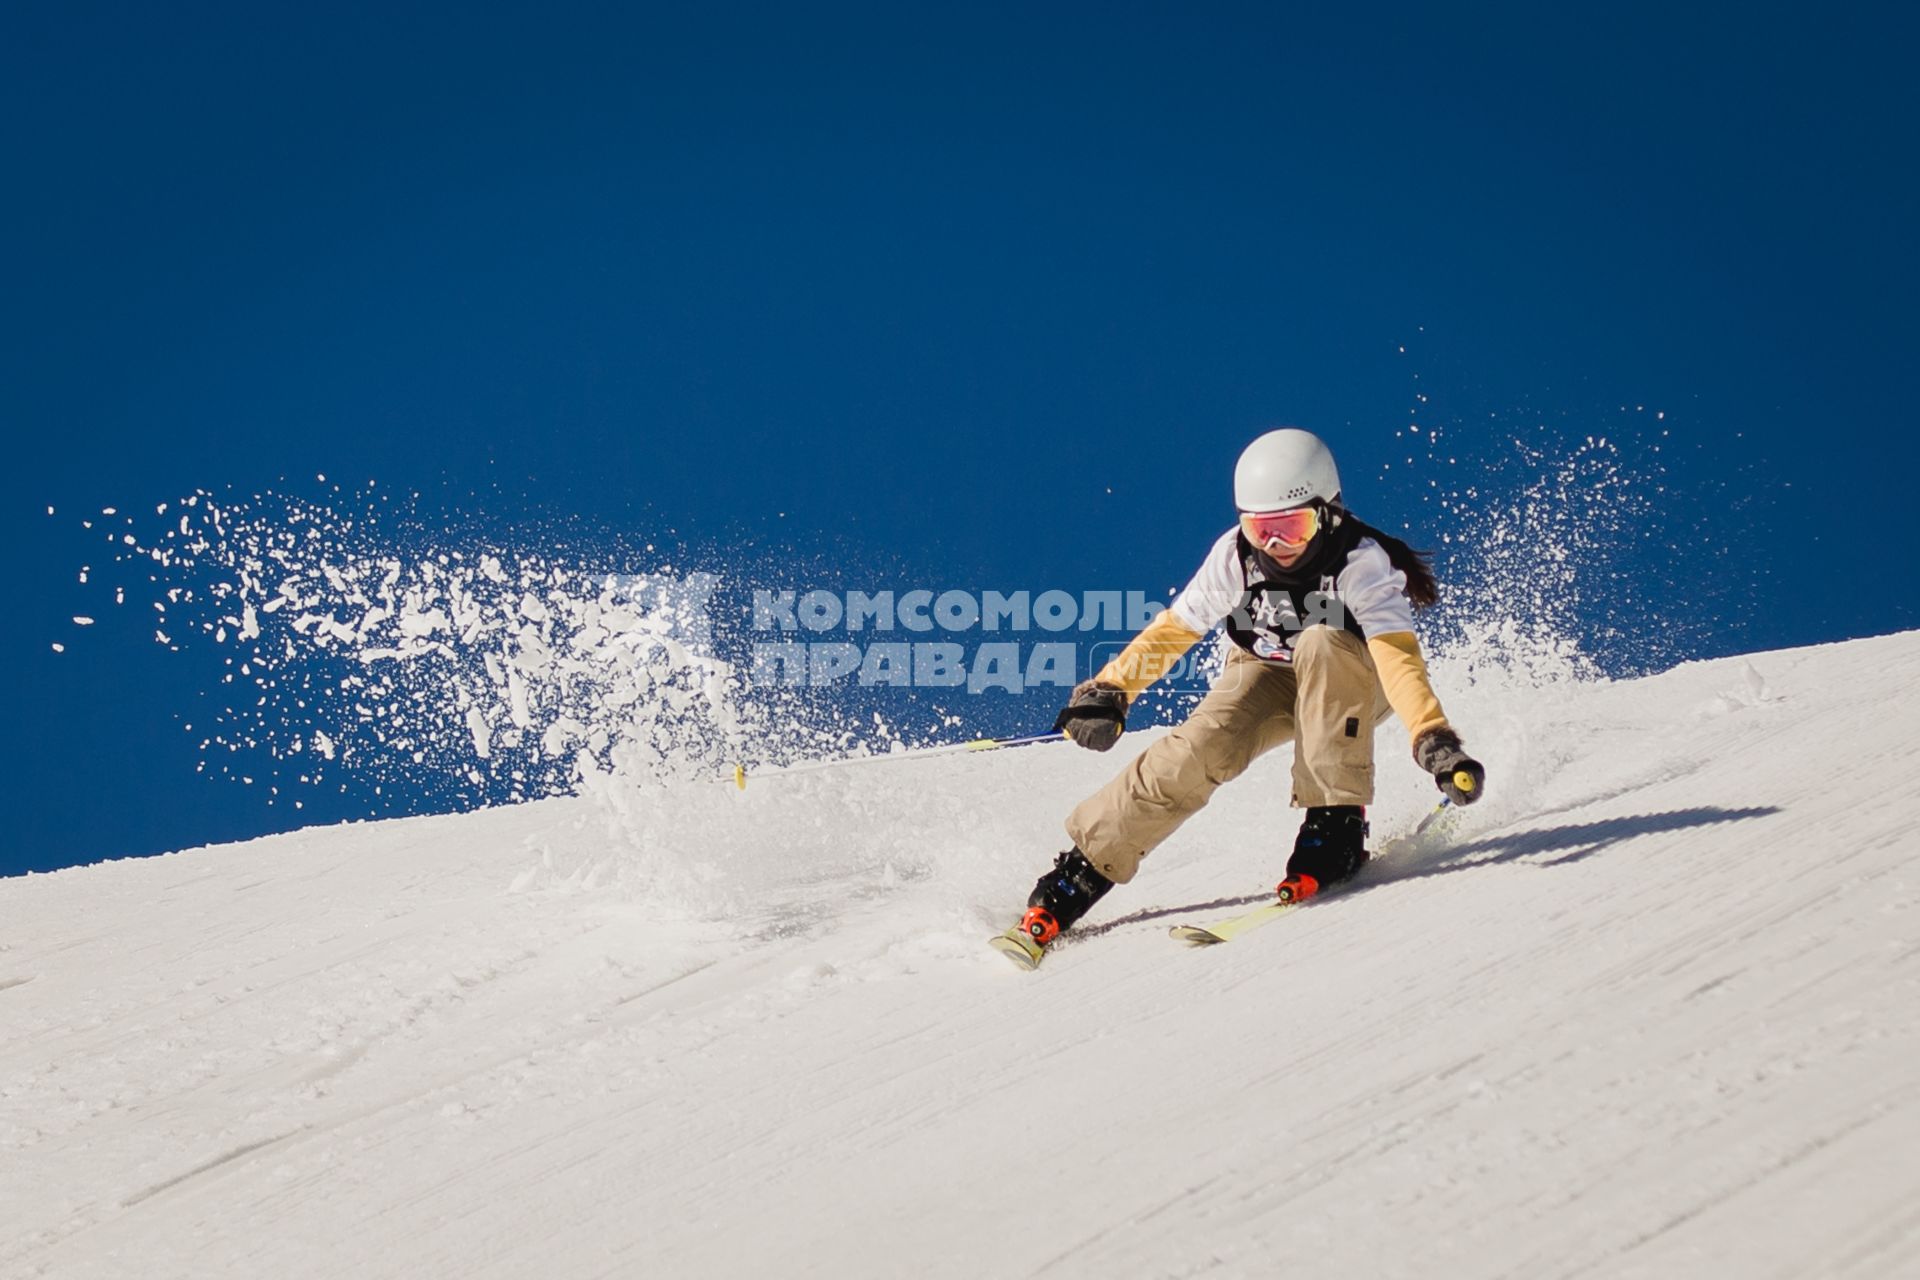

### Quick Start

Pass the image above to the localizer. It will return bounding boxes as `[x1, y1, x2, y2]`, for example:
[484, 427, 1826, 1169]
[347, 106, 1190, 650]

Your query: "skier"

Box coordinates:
[999, 428, 1485, 965]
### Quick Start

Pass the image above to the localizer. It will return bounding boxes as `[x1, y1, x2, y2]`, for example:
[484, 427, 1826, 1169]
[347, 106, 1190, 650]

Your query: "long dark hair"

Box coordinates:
[1339, 510, 1439, 609]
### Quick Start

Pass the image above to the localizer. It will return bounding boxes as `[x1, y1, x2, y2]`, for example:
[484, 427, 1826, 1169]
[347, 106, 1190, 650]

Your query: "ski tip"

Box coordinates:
[1169, 925, 1226, 945]
[988, 931, 1046, 970]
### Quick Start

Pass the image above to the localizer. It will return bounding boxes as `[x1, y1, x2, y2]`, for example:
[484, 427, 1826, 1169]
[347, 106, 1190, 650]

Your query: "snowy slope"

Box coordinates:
[4, 632, 1919, 1279]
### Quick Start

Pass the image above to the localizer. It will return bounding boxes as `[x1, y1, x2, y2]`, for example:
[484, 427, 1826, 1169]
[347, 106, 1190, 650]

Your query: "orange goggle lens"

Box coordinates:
[1240, 506, 1321, 552]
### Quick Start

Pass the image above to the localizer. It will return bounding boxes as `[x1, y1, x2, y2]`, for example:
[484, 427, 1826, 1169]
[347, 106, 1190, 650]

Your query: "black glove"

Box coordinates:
[1053, 680, 1129, 752]
[1413, 727, 1485, 805]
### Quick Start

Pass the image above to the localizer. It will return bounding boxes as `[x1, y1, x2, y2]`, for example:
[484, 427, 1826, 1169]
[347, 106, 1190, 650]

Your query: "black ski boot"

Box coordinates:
[991, 848, 1114, 968]
[1277, 805, 1370, 903]
[1023, 848, 1114, 943]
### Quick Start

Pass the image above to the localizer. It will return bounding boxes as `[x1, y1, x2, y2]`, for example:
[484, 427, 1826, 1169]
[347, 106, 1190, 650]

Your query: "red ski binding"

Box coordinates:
[1275, 873, 1320, 905]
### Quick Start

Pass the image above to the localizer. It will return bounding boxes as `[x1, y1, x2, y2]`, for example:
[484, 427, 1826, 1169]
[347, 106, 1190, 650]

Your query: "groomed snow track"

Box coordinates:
[4, 633, 1918, 1278]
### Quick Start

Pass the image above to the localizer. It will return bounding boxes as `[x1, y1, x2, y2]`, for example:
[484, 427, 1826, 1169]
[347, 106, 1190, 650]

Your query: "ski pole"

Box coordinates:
[1409, 795, 1452, 838]
[1403, 770, 1473, 839]
[725, 729, 1069, 789]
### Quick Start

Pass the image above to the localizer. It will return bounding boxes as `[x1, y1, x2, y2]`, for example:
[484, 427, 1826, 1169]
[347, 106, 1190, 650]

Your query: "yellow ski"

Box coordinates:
[1172, 797, 1458, 945]
[1169, 899, 1306, 945]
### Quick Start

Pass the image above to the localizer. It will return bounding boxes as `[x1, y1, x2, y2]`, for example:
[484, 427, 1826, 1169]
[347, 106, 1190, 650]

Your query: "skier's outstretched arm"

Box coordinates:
[1053, 610, 1203, 751]
[1366, 630, 1448, 742]
[1339, 538, 1486, 805]
[1366, 629, 1485, 804]
[1095, 609, 1205, 699]
[1054, 532, 1240, 751]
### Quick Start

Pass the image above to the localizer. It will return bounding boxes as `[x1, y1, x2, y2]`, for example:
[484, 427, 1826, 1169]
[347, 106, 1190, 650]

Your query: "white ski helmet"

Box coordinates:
[1233, 428, 1342, 512]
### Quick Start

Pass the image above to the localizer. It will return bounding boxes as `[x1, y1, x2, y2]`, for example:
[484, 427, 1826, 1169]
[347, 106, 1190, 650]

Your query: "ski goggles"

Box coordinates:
[1239, 505, 1322, 553]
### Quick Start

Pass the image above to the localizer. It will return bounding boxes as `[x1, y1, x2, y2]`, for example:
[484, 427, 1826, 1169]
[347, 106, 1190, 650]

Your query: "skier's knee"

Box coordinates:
[1175, 715, 1258, 787]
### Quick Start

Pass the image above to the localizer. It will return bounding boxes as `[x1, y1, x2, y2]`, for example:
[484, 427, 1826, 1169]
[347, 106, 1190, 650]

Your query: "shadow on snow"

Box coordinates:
[1082, 805, 1783, 937]
[1378, 805, 1783, 883]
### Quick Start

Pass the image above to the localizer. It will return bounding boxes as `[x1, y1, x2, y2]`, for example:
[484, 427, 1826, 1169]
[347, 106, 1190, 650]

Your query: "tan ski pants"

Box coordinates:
[1065, 627, 1392, 884]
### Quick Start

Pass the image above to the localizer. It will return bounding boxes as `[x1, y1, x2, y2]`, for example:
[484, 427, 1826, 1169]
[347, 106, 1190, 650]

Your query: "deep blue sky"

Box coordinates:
[6, 3, 1917, 875]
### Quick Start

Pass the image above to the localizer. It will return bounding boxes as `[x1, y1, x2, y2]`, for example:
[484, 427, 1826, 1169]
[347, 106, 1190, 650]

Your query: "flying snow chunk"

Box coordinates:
[73, 616, 95, 626]
[466, 708, 492, 759]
